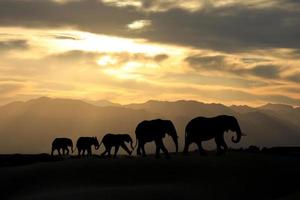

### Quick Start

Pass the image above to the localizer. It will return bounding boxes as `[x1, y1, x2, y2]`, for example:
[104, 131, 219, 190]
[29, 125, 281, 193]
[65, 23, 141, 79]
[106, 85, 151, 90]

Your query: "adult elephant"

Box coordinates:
[76, 137, 100, 156]
[135, 119, 178, 158]
[183, 115, 245, 155]
[51, 138, 73, 156]
[100, 133, 134, 158]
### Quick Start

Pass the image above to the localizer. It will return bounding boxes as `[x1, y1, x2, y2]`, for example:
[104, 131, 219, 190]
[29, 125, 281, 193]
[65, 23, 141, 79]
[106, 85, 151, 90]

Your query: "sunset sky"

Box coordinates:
[0, 0, 300, 106]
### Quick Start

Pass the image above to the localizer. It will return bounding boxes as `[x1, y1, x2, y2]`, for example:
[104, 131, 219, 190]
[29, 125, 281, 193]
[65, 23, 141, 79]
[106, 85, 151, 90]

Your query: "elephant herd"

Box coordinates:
[51, 115, 245, 158]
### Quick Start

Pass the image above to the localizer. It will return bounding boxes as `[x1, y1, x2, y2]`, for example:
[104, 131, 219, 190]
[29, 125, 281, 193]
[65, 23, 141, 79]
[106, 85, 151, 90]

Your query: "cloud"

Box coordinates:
[241, 57, 272, 64]
[127, 19, 151, 30]
[185, 55, 226, 71]
[250, 64, 281, 79]
[0, 0, 300, 53]
[286, 73, 300, 83]
[52, 34, 81, 40]
[0, 83, 24, 96]
[161, 72, 270, 89]
[154, 54, 169, 62]
[0, 0, 140, 36]
[0, 1, 299, 106]
[185, 54, 283, 79]
[94, 52, 169, 68]
[0, 39, 28, 51]
[142, 4, 300, 52]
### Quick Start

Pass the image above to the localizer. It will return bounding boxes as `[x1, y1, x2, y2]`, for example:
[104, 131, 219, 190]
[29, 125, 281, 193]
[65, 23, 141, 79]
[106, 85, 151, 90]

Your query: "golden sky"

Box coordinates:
[0, 0, 300, 106]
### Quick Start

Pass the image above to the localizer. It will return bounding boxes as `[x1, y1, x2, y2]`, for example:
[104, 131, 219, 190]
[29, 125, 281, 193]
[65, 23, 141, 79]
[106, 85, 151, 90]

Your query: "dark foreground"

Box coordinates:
[1, 152, 300, 200]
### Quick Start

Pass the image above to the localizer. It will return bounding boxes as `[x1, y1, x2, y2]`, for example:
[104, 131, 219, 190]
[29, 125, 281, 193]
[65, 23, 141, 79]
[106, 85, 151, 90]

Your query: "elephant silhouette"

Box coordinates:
[135, 119, 178, 158]
[183, 115, 245, 155]
[51, 138, 73, 156]
[76, 137, 100, 156]
[100, 133, 134, 158]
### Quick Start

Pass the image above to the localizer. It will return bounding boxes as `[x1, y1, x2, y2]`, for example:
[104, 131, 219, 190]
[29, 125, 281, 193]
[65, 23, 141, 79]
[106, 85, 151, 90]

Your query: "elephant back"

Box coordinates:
[135, 119, 168, 138]
[52, 138, 72, 147]
[76, 137, 92, 148]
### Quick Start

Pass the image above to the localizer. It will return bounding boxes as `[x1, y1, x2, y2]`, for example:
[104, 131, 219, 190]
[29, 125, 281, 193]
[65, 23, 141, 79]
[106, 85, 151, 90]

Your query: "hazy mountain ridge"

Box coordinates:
[0, 97, 159, 153]
[126, 100, 235, 119]
[84, 99, 122, 107]
[0, 97, 299, 153]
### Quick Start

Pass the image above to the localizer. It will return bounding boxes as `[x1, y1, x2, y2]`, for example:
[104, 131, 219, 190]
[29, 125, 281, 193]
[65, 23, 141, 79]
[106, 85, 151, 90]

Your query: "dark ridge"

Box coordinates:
[0, 154, 63, 167]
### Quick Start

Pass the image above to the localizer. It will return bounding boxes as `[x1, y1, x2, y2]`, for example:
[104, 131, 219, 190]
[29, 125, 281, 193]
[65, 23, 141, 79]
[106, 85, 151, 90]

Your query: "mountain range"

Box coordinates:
[0, 97, 299, 154]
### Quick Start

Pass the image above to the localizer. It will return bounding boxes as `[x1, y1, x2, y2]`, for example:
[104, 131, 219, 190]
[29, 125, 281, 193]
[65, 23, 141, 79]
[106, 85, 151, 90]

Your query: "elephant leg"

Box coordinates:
[88, 147, 92, 156]
[137, 141, 142, 156]
[66, 147, 69, 155]
[58, 148, 62, 156]
[101, 145, 108, 157]
[121, 143, 132, 156]
[141, 143, 147, 157]
[154, 140, 161, 158]
[51, 147, 54, 156]
[183, 138, 191, 155]
[215, 136, 226, 155]
[196, 141, 206, 155]
[157, 139, 169, 159]
[62, 148, 65, 155]
[114, 145, 120, 158]
[221, 139, 228, 152]
[107, 146, 112, 157]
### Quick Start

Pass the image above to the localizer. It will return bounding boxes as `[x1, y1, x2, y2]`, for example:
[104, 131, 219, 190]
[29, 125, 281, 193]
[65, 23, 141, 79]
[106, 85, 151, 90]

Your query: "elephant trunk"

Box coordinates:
[231, 127, 242, 143]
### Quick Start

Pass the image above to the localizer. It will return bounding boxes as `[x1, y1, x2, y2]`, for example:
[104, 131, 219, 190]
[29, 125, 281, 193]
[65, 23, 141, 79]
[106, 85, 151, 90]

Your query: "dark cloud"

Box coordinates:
[288, 49, 300, 58]
[286, 73, 300, 83]
[144, 5, 300, 52]
[284, 87, 300, 93]
[0, 0, 140, 36]
[0, 0, 300, 52]
[154, 54, 169, 62]
[250, 65, 281, 79]
[49, 50, 99, 60]
[241, 57, 272, 64]
[185, 54, 283, 79]
[185, 55, 226, 71]
[52, 34, 81, 40]
[0, 39, 28, 51]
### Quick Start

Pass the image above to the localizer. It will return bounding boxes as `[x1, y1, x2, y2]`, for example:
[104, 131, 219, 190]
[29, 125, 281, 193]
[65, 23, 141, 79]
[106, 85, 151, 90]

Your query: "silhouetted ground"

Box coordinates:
[1, 152, 300, 200]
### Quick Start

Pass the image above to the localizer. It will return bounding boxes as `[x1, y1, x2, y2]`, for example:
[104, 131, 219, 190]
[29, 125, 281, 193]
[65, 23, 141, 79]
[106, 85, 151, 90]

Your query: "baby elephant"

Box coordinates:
[51, 137, 73, 156]
[100, 134, 134, 157]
